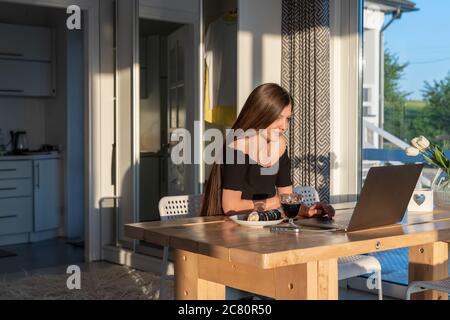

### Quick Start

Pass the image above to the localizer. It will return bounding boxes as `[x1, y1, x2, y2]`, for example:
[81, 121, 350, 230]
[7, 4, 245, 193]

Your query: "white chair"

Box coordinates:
[406, 277, 450, 300]
[294, 186, 383, 300]
[158, 194, 203, 299]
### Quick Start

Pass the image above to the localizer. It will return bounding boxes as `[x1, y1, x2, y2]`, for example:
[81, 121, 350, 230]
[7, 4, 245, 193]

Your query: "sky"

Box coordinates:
[383, 0, 450, 100]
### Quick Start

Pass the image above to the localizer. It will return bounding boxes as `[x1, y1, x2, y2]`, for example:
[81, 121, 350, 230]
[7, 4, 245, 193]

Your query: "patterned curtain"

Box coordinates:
[281, 0, 331, 202]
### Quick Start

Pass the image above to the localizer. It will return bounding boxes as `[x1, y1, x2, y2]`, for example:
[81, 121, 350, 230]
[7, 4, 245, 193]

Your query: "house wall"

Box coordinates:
[237, 0, 282, 111]
[44, 10, 67, 155]
[44, 9, 69, 237]
[362, 8, 384, 149]
[0, 100, 46, 150]
[65, 27, 84, 239]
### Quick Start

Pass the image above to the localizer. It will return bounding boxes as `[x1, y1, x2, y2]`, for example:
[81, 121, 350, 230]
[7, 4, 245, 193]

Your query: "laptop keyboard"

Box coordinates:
[316, 217, 335, 224]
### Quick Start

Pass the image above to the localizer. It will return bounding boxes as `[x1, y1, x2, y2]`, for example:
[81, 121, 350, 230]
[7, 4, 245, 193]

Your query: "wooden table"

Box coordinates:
[124, 207, 450, 300]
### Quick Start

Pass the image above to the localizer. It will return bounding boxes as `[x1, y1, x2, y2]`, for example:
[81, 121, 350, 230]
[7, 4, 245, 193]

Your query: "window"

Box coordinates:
[362, 0, 450, 287]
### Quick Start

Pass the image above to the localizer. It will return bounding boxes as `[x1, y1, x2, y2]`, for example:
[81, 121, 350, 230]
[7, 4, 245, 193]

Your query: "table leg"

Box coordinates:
[317, 259, 339, 300]
[174, 249, 226, 300]
[274, 258, 338, 300]
[408, 242, 449, 300]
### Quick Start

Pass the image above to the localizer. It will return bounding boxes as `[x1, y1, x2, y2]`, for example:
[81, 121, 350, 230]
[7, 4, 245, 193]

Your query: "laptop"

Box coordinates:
[297, 164, 424, 232]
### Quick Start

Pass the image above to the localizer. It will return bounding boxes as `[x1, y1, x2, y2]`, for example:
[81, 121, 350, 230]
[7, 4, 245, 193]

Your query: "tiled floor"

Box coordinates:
[369, 248, 450, 285]
[0, 239, 385, 300]
[0, 238, 84, 279]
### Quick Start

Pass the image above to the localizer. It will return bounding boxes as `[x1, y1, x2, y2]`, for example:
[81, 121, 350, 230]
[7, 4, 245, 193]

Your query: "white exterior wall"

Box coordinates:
[363, 8, 384, 149]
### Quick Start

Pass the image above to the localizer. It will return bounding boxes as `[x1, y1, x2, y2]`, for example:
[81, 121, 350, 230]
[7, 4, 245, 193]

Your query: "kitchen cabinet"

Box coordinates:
[0, 160, 32, 179]
[0, 179, 33, 198]
[0, 157, 61, 245]
[0, 160, 33, 236]
[33, 159, 61, 232]
[0, 23, 55, 97]
[0, 198, 33, 236]
[0, 23, 53, 61]
[0, 60, 54, 97]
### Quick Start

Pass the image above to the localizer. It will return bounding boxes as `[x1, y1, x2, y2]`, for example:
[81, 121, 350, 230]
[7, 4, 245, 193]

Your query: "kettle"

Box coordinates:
[10, 131, 29, 153]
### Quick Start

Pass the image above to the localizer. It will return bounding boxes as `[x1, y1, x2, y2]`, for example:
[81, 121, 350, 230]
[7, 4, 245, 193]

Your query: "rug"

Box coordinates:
[0, 263, 174, 300]
[0, 249, 16, 258]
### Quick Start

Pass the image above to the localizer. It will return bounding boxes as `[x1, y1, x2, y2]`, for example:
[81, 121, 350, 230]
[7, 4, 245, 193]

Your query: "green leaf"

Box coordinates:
[436, 145, 445, 156]
[425, 151, 439, 166]
[434, 147, 449, 170]
[423, 154, 438, 167]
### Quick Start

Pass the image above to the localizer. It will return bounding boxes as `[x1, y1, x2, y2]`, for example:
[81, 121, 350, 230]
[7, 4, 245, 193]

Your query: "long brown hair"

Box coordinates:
[200, 83, 292, 216]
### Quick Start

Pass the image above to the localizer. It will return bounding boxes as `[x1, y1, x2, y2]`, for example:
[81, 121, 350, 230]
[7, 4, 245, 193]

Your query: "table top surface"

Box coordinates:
[125, 205, 450, 269]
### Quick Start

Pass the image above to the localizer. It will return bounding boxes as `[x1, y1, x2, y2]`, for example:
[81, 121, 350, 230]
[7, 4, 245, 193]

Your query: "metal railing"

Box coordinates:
[362, 120, 450, 187]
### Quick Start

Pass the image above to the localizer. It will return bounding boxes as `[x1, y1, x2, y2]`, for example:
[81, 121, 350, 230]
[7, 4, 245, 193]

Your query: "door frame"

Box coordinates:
[138, 0, 204, 197]
[330, 0, 363, 203]
[0, 0, 102, 261]
[114, 0, 202, 249]
[125, 0, 203, 261]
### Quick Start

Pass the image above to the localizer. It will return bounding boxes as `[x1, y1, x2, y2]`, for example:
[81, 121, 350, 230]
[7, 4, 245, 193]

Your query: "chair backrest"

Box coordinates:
[158, 194, 203, 220]
[293, 186, 320, 206]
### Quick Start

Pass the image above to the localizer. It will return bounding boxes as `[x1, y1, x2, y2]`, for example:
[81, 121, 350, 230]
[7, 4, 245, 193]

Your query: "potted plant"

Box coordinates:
[405, 136, 450, 208]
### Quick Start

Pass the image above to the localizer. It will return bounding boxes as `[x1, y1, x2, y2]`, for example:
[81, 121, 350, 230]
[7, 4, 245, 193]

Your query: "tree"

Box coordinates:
[383, 50, 450, 148]
[383, 49, 410, 140]
[410, 73, 450, 146]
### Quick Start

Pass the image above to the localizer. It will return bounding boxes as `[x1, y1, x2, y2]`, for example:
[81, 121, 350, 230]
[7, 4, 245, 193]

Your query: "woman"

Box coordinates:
[201, 83, 334, 219]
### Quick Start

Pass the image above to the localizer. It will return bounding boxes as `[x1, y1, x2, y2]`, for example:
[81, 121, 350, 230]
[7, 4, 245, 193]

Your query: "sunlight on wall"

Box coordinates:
[262, 33, 281, 85]
[237, 0, 282, 110]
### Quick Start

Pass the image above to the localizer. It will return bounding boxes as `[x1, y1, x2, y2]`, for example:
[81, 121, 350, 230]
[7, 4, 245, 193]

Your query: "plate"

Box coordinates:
[229, 214, 284, 228]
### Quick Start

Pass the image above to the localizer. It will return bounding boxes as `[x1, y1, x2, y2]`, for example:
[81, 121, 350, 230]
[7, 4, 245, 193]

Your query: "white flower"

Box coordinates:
[405, 147, 420, 157]
[411, 136, 430, 151]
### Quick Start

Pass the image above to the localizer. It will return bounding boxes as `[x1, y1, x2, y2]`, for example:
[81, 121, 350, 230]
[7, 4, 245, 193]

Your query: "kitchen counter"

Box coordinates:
[0, 152, 61, 161]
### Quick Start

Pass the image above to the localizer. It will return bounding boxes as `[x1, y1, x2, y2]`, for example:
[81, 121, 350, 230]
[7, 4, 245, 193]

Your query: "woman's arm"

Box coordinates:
[277, 186, 293, 195]
[222, 189, 281, 216]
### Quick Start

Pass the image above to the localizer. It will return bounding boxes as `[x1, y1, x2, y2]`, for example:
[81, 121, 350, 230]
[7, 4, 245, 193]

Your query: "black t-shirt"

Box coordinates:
[220, 145, 292, 200]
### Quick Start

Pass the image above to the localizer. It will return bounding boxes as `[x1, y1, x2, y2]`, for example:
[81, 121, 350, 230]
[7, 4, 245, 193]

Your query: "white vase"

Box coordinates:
[432, 169, 450, 209]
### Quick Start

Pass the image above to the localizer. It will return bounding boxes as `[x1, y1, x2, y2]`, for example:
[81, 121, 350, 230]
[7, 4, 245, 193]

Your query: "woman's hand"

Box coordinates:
[252, 196, 281, 212]
[299, 203, 335, 219]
